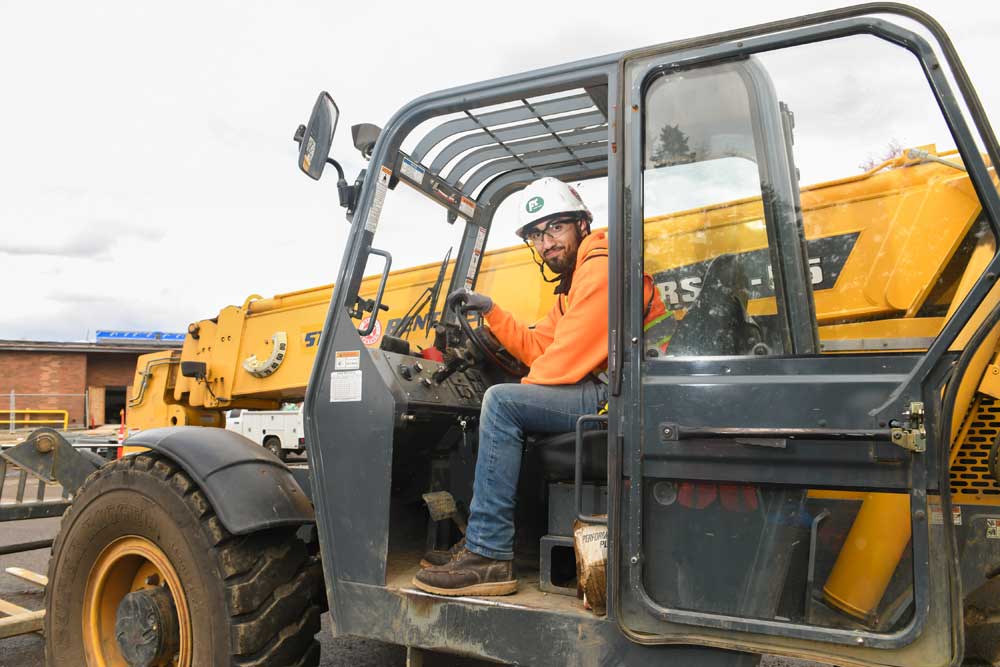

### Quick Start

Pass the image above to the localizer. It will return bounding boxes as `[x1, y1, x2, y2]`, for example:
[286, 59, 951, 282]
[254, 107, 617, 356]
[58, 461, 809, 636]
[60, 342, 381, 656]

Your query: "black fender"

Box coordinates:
[126, 426, 314, 535]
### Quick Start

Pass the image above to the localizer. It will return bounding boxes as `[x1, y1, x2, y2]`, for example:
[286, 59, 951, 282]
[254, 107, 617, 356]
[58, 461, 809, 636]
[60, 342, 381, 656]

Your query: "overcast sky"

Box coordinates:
[1, 1, 997, 341]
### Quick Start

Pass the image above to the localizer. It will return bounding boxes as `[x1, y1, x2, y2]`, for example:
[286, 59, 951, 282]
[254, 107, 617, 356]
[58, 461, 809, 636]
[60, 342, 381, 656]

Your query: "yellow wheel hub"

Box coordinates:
[82, 536, 191, 667]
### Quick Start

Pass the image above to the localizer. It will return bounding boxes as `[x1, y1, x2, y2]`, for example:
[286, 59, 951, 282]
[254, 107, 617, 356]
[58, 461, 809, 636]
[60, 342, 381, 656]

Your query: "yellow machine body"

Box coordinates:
[127, 243, 558, 431]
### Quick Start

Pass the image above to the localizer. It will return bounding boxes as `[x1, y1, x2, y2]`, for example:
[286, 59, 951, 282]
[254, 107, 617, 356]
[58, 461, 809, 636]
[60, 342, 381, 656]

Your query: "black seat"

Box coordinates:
[532, 430, 608, 481]
[667, 253, 764, 356]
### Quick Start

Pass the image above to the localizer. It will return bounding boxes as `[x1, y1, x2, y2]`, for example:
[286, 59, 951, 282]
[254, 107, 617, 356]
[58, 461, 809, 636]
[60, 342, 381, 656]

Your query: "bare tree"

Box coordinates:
[858, 139, 904, 171]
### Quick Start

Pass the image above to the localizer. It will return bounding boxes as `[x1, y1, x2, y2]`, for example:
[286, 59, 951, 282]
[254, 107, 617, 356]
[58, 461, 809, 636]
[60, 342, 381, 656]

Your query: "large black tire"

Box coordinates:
[45, 452, 322, 666]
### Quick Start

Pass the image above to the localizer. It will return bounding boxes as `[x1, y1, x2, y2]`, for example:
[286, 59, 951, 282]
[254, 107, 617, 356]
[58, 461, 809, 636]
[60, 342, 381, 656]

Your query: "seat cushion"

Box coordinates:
[533, 430, 608, 482]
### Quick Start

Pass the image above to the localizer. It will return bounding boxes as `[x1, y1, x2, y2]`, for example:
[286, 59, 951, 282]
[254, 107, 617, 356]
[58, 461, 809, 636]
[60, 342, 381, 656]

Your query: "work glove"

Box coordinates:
[451, 288, 493, 314]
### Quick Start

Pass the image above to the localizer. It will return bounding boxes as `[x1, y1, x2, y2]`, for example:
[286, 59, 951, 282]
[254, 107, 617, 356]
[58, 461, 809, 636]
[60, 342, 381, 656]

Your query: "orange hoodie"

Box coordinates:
[485, 230, 666, 385]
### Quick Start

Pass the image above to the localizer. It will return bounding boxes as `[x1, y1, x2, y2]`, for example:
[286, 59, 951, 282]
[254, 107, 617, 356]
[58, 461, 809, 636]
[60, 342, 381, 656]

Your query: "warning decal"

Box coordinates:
[459, 196, 477, 219]
[987, 518, 1000, 539]
[464, 226, 487, 289]
[929, 504, 962, 525]
[364, 166, 392, 233]
[334, 349, 361, 370]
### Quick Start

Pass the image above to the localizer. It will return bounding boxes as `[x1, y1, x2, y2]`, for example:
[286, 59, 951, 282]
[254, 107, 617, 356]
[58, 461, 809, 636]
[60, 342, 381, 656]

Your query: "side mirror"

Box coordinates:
[351, 123, 382, 159]
[180, 361, 207, 380]
[295, 92, 340, 180]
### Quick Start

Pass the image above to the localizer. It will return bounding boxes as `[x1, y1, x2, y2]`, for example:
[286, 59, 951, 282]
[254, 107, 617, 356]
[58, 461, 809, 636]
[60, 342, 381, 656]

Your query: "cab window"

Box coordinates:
[642, 35, 997, 359]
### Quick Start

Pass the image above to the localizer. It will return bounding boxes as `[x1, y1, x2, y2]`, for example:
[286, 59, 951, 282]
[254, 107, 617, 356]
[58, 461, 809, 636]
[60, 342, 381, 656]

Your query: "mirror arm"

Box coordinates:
[321, 157, 357, 210]
[325, 157, 346, 181]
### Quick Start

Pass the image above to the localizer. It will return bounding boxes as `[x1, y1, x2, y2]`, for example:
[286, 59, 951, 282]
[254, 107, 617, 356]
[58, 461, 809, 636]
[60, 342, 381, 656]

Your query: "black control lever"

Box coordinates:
[433, 322, 463, 354]
[433, 348, 473, 384]
[352, 296, 390, 318]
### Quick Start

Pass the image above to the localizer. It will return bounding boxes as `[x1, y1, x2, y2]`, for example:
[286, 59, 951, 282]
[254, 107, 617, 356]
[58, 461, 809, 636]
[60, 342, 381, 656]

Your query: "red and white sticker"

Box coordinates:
[987, 518, 1000, 540]
[360, 316, 382, 346]
[460, 196, 477, 218]
[929, 505, 962, 525]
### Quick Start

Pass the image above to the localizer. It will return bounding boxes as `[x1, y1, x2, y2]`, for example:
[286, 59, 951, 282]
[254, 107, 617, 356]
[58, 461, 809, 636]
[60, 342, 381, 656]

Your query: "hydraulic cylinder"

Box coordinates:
[822, 492, 911, 621]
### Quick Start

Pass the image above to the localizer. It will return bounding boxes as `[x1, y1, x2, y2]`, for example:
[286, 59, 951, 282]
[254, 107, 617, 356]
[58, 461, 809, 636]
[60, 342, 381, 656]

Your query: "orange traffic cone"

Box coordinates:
[116, 408, 126, 459]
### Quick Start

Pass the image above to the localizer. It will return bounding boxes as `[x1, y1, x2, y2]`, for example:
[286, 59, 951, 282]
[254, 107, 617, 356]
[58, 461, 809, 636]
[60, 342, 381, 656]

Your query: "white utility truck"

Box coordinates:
[224, 405, 305, 460]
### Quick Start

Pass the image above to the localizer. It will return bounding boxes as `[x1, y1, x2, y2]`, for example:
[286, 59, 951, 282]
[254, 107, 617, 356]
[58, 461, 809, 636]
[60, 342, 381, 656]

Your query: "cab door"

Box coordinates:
[613, 10, 1000, 666]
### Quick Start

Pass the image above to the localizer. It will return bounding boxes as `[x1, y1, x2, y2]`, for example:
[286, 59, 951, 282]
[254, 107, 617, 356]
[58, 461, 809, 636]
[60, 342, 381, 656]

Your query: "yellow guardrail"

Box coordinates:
[1, 409, 69, 430]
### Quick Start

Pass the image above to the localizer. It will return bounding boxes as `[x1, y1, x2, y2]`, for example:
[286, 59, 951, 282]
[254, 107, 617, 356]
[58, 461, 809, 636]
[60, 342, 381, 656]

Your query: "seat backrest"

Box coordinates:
[533, 430, 608, 482]
[666, 253, 763, 356]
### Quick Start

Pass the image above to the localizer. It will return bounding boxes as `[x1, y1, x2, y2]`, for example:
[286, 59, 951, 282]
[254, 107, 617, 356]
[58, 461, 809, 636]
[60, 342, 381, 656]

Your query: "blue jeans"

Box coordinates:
[465, 380, 607, 560]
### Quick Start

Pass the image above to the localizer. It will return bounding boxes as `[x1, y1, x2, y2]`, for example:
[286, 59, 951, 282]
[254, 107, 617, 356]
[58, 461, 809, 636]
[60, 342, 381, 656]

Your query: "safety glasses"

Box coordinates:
[523, 216, 581, 246]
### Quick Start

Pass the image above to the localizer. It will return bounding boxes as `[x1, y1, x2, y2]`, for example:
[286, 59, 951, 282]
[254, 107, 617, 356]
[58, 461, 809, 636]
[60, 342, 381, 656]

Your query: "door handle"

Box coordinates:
[659, 423, 892, 443]
[575, 414, 609, 524]
[357, 248, 392, 337]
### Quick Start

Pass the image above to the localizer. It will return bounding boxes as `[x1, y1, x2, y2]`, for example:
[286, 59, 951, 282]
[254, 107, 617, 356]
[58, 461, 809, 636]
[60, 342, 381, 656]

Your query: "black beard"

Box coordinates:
[544, 247, 578, 275]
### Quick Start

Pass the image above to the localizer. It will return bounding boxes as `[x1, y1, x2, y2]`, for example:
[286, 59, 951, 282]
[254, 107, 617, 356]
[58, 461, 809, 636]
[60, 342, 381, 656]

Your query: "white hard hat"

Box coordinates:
[515, 177, 592, 239]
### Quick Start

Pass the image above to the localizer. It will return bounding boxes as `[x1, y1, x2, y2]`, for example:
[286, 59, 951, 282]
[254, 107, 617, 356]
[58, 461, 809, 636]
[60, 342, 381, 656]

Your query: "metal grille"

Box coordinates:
[407, 88, 609, 201]
[950, 395, 1000, 501]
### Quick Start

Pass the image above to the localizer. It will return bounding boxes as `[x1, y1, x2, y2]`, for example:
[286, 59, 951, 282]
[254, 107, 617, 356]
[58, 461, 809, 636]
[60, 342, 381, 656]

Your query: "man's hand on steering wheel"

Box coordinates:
[446, 289, 528, 378]
[456, 289, 493, 315]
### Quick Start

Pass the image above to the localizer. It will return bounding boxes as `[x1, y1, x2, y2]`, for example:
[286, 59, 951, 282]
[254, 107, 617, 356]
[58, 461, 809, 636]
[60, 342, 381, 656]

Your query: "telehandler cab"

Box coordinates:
[42, 4, 1000, 666]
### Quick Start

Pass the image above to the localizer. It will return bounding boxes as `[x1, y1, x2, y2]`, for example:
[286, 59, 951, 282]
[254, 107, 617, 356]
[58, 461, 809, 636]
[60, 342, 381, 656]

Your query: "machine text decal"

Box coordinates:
[651, 232, 860, 307]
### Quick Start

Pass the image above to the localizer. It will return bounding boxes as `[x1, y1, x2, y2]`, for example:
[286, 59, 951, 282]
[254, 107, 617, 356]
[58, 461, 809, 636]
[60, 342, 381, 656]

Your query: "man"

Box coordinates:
[413, 177, 665, 597]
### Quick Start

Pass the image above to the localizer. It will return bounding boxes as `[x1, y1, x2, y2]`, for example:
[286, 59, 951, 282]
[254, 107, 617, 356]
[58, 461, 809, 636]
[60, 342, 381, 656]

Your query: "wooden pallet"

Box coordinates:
[0, 567, 47, 639]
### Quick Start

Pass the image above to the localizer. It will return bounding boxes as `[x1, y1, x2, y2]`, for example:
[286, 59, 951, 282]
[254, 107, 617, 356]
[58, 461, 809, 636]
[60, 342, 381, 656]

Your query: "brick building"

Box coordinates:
[0, 339, 180, 428]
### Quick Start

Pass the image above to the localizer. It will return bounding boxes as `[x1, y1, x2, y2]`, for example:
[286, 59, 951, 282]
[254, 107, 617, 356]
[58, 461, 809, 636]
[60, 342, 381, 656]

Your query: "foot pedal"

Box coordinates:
[422, 491, 467, 533]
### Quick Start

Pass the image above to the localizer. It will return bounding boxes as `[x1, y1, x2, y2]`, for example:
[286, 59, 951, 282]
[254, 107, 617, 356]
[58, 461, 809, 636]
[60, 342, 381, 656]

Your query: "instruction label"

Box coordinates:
[364, 166, 392, 233]
[330, 370, 362, 402]
[987, 518, 1000, 539]
[464, 226, 487, 289]
[400, 157, 426, 185]
[334, 349, 361, 370]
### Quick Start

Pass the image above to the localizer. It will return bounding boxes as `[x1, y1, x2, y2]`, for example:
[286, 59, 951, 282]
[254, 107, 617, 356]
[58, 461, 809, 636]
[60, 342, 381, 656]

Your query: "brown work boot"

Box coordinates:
[412, 548, 517, 596]
[419, 537, 466, 568]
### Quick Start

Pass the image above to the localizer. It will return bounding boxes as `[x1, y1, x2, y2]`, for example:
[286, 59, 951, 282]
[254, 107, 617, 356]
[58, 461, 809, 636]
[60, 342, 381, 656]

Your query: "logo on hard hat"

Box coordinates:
[526, 196, 544, 214]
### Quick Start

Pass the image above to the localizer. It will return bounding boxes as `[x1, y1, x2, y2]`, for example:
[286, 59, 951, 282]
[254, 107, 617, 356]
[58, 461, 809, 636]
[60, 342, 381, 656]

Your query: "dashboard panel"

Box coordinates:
[378, 349, 489, 411]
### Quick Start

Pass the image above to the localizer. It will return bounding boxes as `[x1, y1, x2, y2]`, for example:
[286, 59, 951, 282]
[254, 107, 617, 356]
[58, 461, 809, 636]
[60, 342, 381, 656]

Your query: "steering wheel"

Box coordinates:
[446, 292, 529, 378]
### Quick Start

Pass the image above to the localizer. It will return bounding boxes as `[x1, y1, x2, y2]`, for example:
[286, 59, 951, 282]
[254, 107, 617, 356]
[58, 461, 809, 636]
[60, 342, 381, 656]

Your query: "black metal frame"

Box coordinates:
[0, 430, 96, 526]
